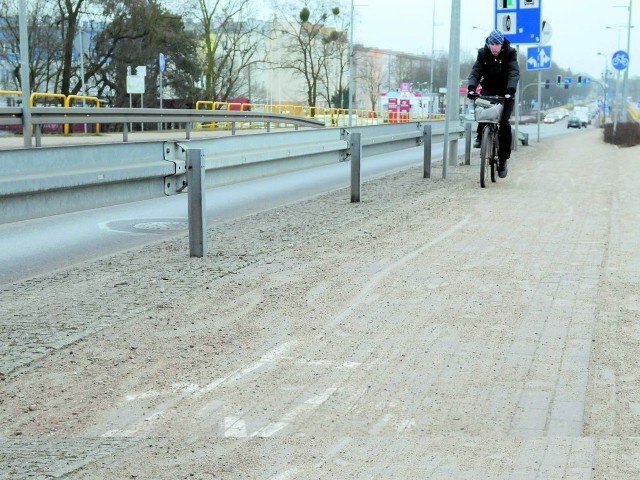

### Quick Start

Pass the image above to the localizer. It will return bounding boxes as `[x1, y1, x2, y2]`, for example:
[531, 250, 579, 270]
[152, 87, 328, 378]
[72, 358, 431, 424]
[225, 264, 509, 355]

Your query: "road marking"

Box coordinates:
[224, 416, 248, 437]
[269, 468, 303, 480]
[224, 386, 339, 438]
[198, 341, 295, 395]
[325, 215, 472, 329]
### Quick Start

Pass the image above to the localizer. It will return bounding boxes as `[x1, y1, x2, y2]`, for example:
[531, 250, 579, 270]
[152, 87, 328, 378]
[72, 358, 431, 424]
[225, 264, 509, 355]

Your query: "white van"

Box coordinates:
[573, 106, 590, 128]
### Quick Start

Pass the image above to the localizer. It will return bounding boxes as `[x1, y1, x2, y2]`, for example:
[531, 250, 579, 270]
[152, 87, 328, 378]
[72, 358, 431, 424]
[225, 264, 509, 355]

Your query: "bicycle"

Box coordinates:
[469, 94, 506, 188]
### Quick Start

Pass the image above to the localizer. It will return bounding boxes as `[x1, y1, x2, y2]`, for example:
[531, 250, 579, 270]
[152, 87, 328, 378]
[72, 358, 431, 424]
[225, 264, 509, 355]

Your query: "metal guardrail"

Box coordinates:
[0, 107, 326, 147]
[0, 118, 465, 224]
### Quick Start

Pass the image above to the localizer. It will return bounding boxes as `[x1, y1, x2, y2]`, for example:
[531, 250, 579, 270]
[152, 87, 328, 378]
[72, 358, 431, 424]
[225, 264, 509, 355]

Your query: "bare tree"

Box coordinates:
[272, 0, 342, 113]
[0, 0, 63, 94]
[193, 0, 266, 101]
[358, 50, 384, 111]
[391, 53, 427, 86]
[318, 1, 348, 109]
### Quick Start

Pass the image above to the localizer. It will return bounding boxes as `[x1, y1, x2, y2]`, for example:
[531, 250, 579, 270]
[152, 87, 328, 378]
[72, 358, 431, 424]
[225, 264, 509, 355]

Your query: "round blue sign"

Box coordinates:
[159, 53, 166, 72]
[611, 50, 629, 71]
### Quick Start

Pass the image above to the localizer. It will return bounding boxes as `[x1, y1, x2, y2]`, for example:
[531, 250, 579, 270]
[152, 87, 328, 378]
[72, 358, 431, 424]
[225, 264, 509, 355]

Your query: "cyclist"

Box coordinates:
[467, 29, 520, 178]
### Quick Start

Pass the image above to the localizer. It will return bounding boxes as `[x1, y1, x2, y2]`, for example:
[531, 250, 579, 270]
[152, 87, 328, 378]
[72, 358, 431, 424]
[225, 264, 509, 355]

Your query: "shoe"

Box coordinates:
[473, 137, 480, 148]
[498, 160, 508, 178]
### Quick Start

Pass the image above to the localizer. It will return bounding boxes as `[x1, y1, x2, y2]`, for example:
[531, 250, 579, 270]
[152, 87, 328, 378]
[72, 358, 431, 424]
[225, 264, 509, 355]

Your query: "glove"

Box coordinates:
[467, 87, 477, 100]
[505, 88, 516, 99]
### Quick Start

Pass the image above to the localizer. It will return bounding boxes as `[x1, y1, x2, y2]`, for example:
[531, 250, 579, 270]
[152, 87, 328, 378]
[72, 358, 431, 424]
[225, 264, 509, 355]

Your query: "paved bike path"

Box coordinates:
[1, 128, 639, 478]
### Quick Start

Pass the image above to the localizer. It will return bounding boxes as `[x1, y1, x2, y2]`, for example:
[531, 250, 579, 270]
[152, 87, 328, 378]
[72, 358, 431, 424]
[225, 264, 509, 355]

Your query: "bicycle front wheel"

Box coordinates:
[480, 127, 492, 188]
[490, 132, 497, 183]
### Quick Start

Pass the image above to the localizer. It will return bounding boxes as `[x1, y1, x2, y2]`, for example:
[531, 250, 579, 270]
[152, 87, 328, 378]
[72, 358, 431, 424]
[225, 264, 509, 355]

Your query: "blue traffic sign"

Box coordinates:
[159, 53, 166, 72]
[526, 46, 552, 70]
[611, 50, 629, 71]
[495, 0, 542, 45]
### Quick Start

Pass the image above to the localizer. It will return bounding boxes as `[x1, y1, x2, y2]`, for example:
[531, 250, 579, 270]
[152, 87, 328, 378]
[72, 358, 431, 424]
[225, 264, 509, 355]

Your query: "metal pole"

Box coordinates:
[603, 66, 608, 122]
[79, 25, 87, 133]
[621, 0, 633, 122]
[187, 149, 207, 258]
[423, 124, 432, 178]
[430, 0, 436, 114]
[537, 70, 541, 142]
[18, 0, 32, 148]
[348, 0, 354, 127]
[442, 0, 461, 174]
[349, 132, 361, 203]
[158, 71, 163, 131]
[464, 122, 471, 165]
[513, 46, 520, 152]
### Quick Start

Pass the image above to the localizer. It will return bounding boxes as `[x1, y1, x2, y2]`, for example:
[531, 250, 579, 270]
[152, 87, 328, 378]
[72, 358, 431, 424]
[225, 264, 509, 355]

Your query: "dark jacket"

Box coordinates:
[468, 38, 520, 96]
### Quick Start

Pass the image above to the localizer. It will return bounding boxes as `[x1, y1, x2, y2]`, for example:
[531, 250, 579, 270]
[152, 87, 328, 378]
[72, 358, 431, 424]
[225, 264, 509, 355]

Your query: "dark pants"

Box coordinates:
[476, 98, 515, 161]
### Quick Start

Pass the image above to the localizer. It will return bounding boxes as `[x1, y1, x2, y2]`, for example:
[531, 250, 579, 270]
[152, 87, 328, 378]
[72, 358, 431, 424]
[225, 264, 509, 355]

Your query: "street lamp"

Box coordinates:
[606, 7, 634, 122]
[597, 52, 610, 121]
[348, 0, 354, 126]
[18, 0, 31, 147]
[348, 1, 368, 126]
[605, 24, 634, 49]
[430, 0, 444, 113]
[615, 1, 634, 122]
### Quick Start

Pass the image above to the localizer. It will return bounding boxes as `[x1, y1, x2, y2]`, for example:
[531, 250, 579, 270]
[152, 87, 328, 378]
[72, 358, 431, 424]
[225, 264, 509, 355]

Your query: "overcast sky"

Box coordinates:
[352, 0, 639, 82]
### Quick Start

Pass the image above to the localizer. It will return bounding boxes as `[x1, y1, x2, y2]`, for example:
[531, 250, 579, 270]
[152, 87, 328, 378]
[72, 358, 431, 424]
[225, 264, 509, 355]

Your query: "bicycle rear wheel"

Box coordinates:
[480, 127, 492, 188]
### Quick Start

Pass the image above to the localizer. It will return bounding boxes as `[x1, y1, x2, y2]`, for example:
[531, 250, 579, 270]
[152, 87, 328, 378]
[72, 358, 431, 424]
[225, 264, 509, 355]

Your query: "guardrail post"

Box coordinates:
[449, 135, 459, 166]
[231, 122, 236, 135]
[34, 124, 42, 148]
[266, 122, 271, 133]
[464, 122, 472, 165]
[423, 124, 432, 178]
[348, 131, 362, 203]
[186, 148, 207, 257]
[186, 122, 191, 140]
[123, 122, 129, 142]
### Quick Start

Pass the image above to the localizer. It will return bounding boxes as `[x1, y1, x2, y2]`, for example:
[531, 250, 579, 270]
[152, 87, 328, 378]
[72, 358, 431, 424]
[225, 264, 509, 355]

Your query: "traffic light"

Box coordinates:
[577, 75, 582, 86]
[556, 75, 562, 86]
[545, 79, 550, 89]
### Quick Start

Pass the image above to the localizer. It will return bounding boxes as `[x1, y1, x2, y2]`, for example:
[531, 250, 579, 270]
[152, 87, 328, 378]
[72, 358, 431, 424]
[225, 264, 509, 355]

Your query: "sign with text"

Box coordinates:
[495, 0, 541, 45]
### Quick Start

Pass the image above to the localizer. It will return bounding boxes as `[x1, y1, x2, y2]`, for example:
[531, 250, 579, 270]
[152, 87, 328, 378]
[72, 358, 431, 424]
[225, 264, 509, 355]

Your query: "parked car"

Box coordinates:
[567, 115, 581, 129]
[543, 112, 560, 124]
[509, 115, 537, 125]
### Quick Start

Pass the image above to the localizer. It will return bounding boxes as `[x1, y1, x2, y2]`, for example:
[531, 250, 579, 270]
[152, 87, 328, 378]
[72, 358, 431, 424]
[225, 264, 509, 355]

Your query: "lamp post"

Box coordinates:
[348, 0, 354, 126]
[18, 0, 31, 147]
[429, 0, 443, 113]
[606, 18, 634, 122]
[442, 0, 461, 175]
[597, 52, 610, 122]
[620, 1, 633, 122]
[604, 26, 623, 123]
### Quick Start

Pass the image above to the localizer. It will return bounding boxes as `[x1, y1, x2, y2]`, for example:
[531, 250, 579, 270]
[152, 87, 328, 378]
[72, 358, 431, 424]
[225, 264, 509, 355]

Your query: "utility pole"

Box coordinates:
[348, 0, 354, 126]
[621, 0, 633, 122]
[442, 0, 461, 176]
[19, 0, 31, 147]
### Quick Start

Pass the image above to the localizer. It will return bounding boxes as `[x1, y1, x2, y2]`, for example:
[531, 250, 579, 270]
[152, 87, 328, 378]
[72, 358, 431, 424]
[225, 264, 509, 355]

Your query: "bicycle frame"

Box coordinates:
[471, 95, 506, 188]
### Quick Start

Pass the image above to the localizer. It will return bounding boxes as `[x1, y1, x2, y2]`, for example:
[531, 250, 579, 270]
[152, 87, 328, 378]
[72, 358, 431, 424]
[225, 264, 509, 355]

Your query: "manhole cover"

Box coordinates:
[101, 218, 188, 235]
